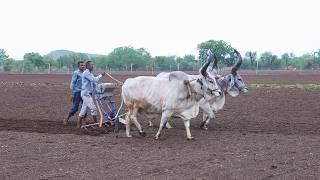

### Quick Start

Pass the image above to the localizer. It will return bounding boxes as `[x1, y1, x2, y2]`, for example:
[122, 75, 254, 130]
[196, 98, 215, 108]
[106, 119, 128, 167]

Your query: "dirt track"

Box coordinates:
[1, 71, 320, 179]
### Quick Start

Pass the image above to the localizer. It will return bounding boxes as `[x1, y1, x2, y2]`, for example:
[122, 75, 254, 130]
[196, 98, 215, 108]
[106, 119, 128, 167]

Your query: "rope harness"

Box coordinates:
[195, 78, 220, 95]
[104, 72, 124, 119]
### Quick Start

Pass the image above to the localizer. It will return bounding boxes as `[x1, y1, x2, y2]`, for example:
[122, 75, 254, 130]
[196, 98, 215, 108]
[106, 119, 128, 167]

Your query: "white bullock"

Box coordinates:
[156, 49, 248, 130]
[121, 57, 221, 140]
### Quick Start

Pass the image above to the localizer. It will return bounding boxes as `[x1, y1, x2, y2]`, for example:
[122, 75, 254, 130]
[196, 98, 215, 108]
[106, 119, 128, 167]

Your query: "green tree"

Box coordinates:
[245, 51, 257, 66]
[56, 53, 89, 71]
[197, 40, 235, 66]
[314, 50, 320, 67]
[260, 52, 281, 69]
[107, 46, 151, 70]
[154, 56, 176, 70]
[281, 53, 290, 70]
[179, 55, 197, 70]
[23, 60, 34, 72]
[93, 55, 110, 70]
[43, 56, 57, 71]
[0, 49, 9, 61]
[23, 52, 45, 70]
[3, 58, 14, 71]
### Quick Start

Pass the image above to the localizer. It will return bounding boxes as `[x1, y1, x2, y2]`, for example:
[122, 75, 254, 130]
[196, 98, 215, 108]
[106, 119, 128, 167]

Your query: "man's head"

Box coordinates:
[78, 61, 85, 71]
[85, 61, 94, 71]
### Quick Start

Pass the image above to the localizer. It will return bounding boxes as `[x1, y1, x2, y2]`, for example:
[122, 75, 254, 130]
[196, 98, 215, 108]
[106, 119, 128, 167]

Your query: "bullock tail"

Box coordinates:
[104, 71, 124, 118]
[116, 93, 124, 119]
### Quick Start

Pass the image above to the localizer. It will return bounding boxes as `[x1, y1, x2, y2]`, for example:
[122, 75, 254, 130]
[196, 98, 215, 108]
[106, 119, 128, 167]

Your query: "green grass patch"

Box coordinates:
[248, 83, 320, 89]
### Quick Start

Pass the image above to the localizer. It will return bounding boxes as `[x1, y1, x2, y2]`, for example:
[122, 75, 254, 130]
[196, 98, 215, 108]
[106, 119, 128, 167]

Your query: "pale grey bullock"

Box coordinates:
[199, 49, 248, 129]
[121, 56, 221, 140]
[156, 49, 248, 130]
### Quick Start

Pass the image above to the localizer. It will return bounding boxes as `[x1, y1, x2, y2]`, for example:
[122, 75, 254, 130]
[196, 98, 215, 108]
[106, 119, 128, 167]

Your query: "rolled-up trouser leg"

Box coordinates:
[79, 95, 97, 117]
[80, 97, 88, 118]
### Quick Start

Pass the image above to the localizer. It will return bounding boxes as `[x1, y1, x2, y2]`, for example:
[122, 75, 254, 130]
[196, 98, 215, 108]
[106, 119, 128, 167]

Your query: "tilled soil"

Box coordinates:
[0, 71, 320, 179]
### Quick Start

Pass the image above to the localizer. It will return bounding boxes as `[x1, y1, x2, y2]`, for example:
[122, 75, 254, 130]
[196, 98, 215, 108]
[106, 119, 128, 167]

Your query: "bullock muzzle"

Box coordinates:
[241, 87, 249, 93]
[208, 88, 222, 97]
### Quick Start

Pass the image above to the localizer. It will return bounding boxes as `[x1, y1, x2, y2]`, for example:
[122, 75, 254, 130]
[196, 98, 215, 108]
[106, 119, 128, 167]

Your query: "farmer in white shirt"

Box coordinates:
[77, 61, 105, 128]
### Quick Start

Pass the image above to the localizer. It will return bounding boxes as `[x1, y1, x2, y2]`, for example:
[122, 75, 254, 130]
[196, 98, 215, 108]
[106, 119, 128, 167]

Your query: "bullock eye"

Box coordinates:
[228, 79, 231, 82]
[238, 79, 242, 81]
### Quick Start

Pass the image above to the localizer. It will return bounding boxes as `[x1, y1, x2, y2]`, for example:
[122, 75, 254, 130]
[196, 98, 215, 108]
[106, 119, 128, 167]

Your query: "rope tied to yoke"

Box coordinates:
[105, 72, 123, 85]
[104, 72, 124, 119]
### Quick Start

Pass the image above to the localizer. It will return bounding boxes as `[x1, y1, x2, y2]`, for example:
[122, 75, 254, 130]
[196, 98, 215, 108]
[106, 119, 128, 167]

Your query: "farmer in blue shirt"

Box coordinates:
[77, 61, 105, 128]
[63, 61, 86, 125]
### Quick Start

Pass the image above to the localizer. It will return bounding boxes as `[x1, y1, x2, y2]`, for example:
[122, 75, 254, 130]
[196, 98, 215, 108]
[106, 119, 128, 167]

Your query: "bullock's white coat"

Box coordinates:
[122, 76, 200, 120]
[122, 71, 219, 139]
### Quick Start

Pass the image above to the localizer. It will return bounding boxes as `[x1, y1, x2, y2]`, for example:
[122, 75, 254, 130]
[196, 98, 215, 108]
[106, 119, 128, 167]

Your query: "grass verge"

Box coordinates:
[248, 83, 320, 89]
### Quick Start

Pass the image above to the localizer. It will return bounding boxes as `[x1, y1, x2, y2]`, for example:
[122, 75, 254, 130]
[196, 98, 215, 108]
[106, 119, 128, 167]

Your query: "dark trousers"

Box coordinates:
[69, 92, 85, 116]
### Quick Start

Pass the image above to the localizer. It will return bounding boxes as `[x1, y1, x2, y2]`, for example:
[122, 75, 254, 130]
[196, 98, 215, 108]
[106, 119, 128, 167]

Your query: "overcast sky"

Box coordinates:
[1, 0, 319, 59]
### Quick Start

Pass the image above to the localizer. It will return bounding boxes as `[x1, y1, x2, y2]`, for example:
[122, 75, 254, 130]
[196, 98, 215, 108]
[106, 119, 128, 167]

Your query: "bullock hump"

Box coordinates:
[168, 71, 189, 81]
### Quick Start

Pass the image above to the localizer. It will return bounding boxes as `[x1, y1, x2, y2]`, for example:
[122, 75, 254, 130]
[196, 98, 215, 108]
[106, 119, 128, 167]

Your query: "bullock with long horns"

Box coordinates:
[199, 49, 248, 129]
[121, 53, 222, 140]
[156, 49, 248, 130]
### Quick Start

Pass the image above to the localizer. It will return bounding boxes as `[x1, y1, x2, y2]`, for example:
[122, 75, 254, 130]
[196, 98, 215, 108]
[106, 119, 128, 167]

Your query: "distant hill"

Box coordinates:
[46, 49, 105, 59]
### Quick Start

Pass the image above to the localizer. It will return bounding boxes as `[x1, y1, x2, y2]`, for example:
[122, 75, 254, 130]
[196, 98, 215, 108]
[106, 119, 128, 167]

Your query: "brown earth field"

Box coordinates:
[0, 70, 320, 180]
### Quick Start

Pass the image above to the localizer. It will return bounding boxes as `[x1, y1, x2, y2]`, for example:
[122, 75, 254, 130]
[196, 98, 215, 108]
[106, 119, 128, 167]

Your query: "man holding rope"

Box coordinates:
[77, 60, 106, 128]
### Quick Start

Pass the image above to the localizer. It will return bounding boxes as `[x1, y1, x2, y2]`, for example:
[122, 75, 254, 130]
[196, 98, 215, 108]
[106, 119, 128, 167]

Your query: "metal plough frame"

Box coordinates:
[81, 86, 126, 132]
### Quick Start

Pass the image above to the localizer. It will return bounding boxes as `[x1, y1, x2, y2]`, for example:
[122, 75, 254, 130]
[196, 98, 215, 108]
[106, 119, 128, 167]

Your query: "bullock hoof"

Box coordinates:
[187, 137, 195, 141]
[200, 122, 209, 130]
[139, 131, 146, 137]
[165, 124, 173, 129]
[154, 134, 161, 140]
[148, 121, 153, 127]
[200, 125, 209, 130]
[126, 134, 133, 138]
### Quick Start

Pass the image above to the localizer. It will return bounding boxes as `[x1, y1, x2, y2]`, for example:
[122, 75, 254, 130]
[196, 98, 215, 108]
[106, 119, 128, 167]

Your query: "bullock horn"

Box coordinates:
[231, 49, 243, 75]
[200, 52, 214, 76]
[212, 53, 218, 69]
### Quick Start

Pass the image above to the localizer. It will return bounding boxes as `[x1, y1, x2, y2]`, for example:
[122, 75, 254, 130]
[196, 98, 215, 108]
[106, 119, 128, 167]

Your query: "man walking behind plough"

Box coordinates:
[63, 61, 86, 126]
[77, 61, 105, 128]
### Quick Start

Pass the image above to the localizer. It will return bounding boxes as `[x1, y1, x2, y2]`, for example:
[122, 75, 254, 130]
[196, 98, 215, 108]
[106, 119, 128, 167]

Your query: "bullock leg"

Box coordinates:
[165, 122, 173, 129]
[206, 110, 216, 130]
[131, 108, 146, 137]
[148, 120, 153, 127]
[200, 112, 215, 130]
[125, 107, 133, 137]
[149, 120, 172, 129]
[183, 120, 194, 140]
[200, 113, 210, 130]
[155, 111, 172, 139]
[125, 113, 132, 137]
[199, 102, 215, 130]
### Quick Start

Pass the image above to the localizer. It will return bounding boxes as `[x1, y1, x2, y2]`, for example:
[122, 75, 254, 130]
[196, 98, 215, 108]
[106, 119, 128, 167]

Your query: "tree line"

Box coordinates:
[1, 40, 320, 72]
